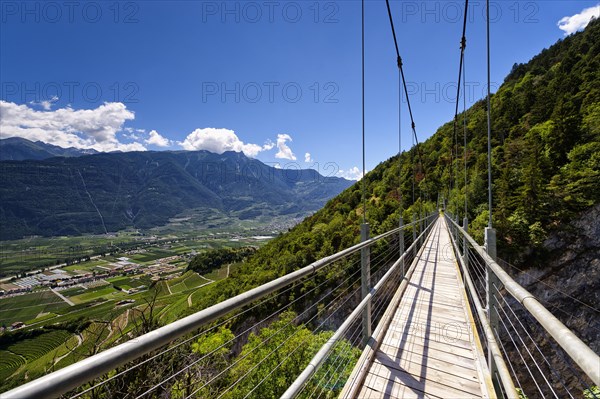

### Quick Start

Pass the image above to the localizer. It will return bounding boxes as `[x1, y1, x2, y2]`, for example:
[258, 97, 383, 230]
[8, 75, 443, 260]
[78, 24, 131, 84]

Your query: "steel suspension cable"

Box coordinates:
[486, 0, 493, 227]
[450, 0, 469, 219]
[385, 0, 425, 203]
[361, 0, 366, 222]
[463, 55, 468, 217]
[398, 68, 402, 213]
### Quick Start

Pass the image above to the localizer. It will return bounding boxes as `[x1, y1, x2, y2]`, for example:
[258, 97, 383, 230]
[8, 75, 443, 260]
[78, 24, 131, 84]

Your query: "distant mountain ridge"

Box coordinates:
[0, 150, 352, 240]
[0, 137, 98, 161]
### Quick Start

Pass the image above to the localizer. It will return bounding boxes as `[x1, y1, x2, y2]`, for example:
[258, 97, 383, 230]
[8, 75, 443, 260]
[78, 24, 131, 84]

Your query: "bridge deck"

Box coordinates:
[352, 217, 493, 398]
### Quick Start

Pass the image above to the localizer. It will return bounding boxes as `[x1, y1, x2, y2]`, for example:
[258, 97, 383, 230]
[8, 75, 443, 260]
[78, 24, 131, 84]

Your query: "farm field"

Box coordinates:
[0, 329, 77, 388]
[0, 228, 264, 394]
[0, 350, 25, 380]
[62, 259, 113, 272]
[0, 231, 145, 277]
[8, 330, 72, 362]
[107, 275, 152, 291]
[0, 213, 277, 279]
[68, 286, 121, 304]
[128, 248, 175, 264]
[166, 271, 211, 294]
[0, 271, 219, 392]
[203, 261, 242, 281]
[59, 286, 87, 297]
[0, 291, 69, 326]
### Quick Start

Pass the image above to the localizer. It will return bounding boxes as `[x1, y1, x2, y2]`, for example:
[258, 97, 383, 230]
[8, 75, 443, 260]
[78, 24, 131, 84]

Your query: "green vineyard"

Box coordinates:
[7, 330, 72, 362]
[0, 350, 25, 380]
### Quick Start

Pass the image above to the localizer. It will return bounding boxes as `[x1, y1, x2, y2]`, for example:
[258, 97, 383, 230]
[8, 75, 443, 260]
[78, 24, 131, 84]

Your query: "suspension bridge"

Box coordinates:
[1, 212, 598, 399]
[2, 0, 599, 398]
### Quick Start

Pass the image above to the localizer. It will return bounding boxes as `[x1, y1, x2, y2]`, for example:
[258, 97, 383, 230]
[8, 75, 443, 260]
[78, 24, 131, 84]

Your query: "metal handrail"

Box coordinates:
[1, 216, 432, 399]
[445, 216, 600, 387]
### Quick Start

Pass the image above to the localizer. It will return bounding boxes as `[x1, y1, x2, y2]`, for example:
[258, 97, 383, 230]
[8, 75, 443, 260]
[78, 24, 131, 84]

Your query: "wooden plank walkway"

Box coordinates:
[350, 217, 493, 398]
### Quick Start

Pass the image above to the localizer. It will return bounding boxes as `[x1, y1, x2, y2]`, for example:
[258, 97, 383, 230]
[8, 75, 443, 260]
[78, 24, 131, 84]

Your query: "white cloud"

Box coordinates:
[124, 133, 140, 140]
[146, 130, 171, 147]
[179, 128, 270, 157]
[275, 134, 296, 160]
[558, 4, 599, 35]
[29, 95, 59, 111]
[0, 100, 146, 152]
[263, 139, 275, 151]
[337, 166, 362, 181]
[304, 152, 313, 163]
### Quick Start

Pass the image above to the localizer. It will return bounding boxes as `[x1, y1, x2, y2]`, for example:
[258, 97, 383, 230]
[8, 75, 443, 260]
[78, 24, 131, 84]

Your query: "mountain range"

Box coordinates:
[0, 150, 352, 240]
[0, 137, 98, 161]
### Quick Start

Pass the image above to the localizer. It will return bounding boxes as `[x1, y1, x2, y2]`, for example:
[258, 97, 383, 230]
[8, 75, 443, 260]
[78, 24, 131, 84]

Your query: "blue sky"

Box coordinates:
[1, 1, 599, 179]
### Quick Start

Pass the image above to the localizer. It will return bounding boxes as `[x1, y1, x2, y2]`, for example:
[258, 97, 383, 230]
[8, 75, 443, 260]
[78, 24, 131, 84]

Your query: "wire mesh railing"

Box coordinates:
[445, 214, 600, 399]
[1, 214, 437, 399]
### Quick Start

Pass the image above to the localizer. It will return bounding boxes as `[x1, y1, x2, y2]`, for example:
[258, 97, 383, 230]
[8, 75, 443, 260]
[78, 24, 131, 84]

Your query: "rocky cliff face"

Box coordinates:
[503, 204, 599, 395]
[518, 204, 600, 352]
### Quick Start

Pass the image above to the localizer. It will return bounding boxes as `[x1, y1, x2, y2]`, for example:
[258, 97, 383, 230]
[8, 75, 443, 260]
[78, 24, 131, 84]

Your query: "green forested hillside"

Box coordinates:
[184, 18, 600, 312]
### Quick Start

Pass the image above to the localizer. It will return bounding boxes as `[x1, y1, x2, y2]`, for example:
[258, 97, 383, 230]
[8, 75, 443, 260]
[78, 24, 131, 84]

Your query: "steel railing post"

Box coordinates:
[455, 213, 459, 237]
[485, 227, 497, 261]
[485, 226, 502, 393]
[462, 217, 469, 286]
[412, 214, 417, 259]
[399, 216, 404, 277]
[361, 223, 371, 344]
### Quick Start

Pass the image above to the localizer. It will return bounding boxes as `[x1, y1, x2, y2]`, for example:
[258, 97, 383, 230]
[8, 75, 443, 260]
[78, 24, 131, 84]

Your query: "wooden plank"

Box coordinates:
[408, 272, 461, 281]
[365, 362, 481, 399]
[356, 384, 382, 399]
[389, 307, 469, 325]
[406, 275, 462, 284]
[390, 312, 470, 329]
[373, 351, 482, 395]
[380, 330, 477, 358]
[392, 301, 467, 318]
[361, 370, 444, 399]
[395, 297, 464, 310]
[359, 377, 444, 399]
[404, 284, 462, 294]
[388, 312, 471, 332]
[397, 296, 464, 309]
[382, 333, 475, 359]
[378, 341, 478, 371]
[409, 269, 461, 277]
[402, 285, 464, 299]
[383, 324, 476, 351]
